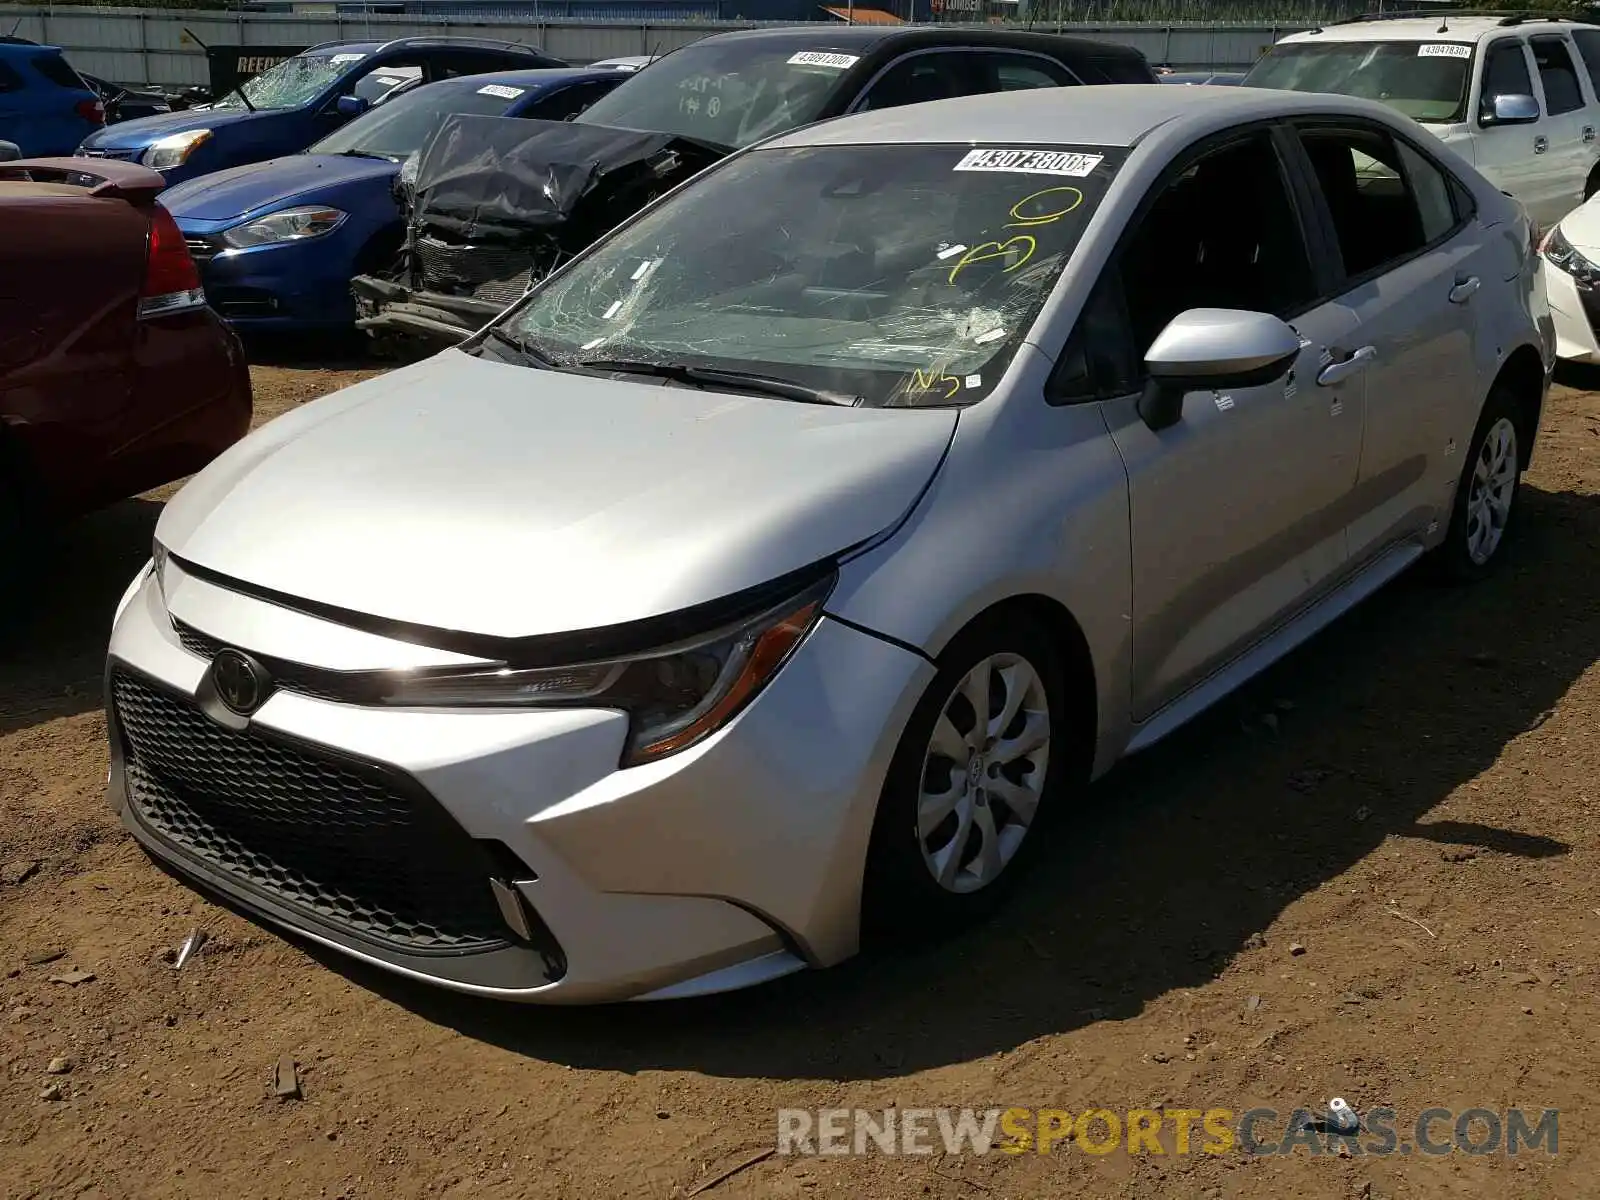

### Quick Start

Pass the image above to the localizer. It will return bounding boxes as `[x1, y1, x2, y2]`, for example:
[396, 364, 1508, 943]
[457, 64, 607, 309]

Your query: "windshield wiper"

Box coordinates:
[477, 327, 554, 368]
[339, 148, 395, 161]
[219, 85, 255, 113]
[576, 359, 861, 406]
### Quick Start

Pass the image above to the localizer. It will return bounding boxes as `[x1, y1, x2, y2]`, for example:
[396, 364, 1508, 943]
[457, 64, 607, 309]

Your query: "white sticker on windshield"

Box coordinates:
[477, 84, 526, 99]
[1418, 43, 1472, 58]
[376, 77, 403, 87]
[965, 374, 982, 389]
[953, 148, 1105, 178]
[788, 51, 860, 69]
[330, 53, 366, 64]
[936, 243, 968, 260]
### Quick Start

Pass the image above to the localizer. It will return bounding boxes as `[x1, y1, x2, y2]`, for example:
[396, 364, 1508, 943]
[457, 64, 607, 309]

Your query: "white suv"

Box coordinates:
[1247, 14, 1600, 228]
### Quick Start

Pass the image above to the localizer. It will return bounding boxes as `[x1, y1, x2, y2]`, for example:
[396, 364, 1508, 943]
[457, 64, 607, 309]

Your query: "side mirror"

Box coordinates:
[1481, 92, 1539, 127]
[0, 140, 20, 162]
[334, 94, 369, 119]
[1137, 308, 1301, 432]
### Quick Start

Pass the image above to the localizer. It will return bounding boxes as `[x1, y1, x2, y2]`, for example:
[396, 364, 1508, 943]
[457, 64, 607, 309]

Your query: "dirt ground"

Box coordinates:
[4, 359, 1600, 1199]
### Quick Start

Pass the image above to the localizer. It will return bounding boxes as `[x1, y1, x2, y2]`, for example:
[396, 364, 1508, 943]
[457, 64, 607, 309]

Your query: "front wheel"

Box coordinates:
[861, 613, 1072, 942]
[1432, 387, 1524, 583]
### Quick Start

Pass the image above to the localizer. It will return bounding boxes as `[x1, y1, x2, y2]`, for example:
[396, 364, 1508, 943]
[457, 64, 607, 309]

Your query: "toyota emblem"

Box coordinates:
[209, 648, 270, 716]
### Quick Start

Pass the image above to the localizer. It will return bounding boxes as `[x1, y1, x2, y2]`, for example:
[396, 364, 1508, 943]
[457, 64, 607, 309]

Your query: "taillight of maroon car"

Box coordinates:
[138, 203, 207, 320]
[75, 97, 105, 127]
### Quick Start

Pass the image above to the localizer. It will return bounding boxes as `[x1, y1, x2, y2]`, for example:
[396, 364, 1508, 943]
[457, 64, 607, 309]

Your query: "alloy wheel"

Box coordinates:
[917, 653, 1051, 894]
[1465, 416, 1518, 566]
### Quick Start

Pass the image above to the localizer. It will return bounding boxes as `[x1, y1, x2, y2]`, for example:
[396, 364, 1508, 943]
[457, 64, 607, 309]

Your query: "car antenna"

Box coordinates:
[186, 26, 255, 112]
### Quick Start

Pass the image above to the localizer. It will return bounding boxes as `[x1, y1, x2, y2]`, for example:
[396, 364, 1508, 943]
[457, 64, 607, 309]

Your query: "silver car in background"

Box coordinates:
[107, 85, 1551, 1003]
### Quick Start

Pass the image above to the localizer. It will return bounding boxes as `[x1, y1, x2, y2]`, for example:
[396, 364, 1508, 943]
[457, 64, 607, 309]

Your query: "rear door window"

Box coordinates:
[988, 53, 1076, 90]
[0, 61, 23, 93]
[1571, 29, 1600, 98]
[30, 52, 88, 91]
[1530, 35, 1585, 114]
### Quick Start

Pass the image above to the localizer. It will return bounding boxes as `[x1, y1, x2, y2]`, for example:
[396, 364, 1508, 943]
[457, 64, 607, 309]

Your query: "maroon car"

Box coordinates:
[0, 157, 251, 593]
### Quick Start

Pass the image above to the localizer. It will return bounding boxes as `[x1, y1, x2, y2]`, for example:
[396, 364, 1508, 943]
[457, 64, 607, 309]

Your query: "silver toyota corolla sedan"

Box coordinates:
[107, 85, 1553, 1003]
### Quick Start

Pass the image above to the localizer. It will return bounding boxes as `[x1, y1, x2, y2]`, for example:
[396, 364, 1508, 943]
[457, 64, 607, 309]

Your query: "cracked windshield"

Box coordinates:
[500, 143, 1123, 407]
[213, 51, 365, 111]
[578, 42, 867, 149]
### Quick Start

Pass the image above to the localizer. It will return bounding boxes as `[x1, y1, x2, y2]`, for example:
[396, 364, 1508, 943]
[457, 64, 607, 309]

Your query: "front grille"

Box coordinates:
[113, 670, 515, 955]
[414, 235, 535, 305]
[173, 619, 349, 704]
[79, 146, 140, 162]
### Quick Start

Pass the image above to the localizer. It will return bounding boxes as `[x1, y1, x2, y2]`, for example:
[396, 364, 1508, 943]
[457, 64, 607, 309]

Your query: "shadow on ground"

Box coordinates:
[5, 474, 1593, 1081]
[0, 497, 161, 734]
[305, 481, 1597, 1081]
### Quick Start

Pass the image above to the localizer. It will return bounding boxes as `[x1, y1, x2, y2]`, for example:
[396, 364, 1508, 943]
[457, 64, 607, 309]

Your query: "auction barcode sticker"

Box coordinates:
[1418, 43, 1472, 58]
[953, 148, 1105, 177]
[788, 51, 860, 69]
[477, 84, 525, 99]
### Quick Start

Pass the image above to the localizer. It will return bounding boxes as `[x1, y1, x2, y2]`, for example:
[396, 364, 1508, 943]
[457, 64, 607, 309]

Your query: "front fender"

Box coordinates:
[827, 345, 1134, 778]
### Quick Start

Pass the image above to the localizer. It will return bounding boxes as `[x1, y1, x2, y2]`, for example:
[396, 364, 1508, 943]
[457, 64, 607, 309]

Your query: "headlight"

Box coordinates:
[378, 573, 834, 766]
[1543, 225, 1600, 288]
[141, 129, 212, 170]
[222, 206, 348, 249]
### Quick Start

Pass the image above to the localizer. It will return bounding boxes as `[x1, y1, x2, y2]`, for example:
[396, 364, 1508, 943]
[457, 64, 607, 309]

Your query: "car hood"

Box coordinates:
[80, 105, 256, 150]
[156, 350, 957, 640]
[162, 153, 397, 220]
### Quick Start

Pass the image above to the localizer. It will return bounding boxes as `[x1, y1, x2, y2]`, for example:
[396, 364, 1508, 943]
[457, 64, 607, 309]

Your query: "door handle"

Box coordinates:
[1449, 275, 1482, 304]
[1586, 126, 1598, 143]
[1317, 345, 1377, 387]
[1534, 135, 1550, 153]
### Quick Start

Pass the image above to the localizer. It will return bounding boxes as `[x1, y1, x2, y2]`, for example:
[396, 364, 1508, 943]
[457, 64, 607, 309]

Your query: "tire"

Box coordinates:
[860, 610, 1075, 944]
[1431, 385, 1525, 583]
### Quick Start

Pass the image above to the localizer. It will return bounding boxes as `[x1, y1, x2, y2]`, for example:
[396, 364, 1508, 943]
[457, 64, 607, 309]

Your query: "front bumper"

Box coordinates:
[350, 273, 498, 346]
[1539, 257, 1600, 364]
[106, 560, 931, 1002]
[181, 226, 363, 330]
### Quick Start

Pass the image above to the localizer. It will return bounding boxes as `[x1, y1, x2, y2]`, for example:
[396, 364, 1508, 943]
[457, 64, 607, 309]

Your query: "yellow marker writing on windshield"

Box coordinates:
[1004, 185, 1083, 229]
[947, 235, 1037, 285]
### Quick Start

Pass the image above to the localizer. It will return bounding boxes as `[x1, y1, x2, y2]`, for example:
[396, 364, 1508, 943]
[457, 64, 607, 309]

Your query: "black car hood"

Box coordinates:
[411, 113, 725, 250]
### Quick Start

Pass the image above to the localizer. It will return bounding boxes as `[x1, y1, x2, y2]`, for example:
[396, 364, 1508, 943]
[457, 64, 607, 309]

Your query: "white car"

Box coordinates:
[1247, 14, 1600, 229]
[1537, 198, 1600, 361]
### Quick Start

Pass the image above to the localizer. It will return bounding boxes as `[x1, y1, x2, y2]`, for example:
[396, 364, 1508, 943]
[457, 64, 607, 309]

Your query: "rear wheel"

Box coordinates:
[862, 612, 1072, 941]
[1432, 386, 1524, 583]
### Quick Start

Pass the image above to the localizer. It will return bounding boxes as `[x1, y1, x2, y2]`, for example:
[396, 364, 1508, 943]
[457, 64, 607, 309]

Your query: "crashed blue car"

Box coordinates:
[75, 36, 563, 186]
[160, 67, 624, 330]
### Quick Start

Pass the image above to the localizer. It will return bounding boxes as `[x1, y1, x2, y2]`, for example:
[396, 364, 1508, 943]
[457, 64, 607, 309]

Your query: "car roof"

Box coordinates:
[766, 82, 1396, 150]
[0, 41, 67, 57]
[1279, 16, 1591, 44]
[420, 66, 616, 89]
[694, 23, 1148, 63]
[302, 41, 383, 56]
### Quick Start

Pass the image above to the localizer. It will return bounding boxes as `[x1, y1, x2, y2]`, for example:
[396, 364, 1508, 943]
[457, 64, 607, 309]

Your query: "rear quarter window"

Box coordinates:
[0, 61, 23, 92]
[30, 52, 88, 91]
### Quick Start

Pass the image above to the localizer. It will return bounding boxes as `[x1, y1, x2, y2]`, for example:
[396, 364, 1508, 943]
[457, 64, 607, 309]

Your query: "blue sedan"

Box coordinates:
[75, 37, 563, 186]
[161, 68, 625, 332]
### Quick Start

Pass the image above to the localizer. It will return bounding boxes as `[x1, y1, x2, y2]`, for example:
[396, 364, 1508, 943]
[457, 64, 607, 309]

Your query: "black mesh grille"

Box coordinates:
[79, 147, 140, 162]
[113, 671, 514, 955]
[414, 235, 534, 304]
